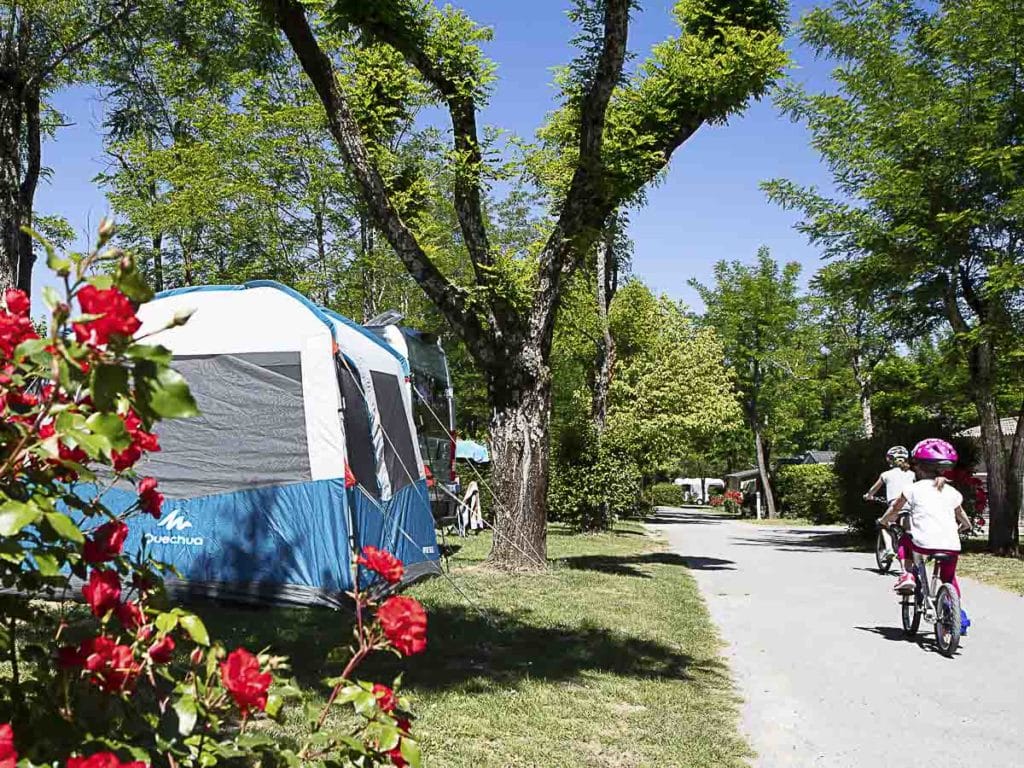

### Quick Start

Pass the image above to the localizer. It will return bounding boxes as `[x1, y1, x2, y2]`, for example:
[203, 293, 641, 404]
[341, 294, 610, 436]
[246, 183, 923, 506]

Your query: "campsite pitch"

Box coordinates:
[198, 523, 752, 767]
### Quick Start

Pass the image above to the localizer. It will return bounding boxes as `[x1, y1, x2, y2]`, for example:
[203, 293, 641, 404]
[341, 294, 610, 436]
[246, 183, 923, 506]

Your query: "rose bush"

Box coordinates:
[0, 223, 427, 767]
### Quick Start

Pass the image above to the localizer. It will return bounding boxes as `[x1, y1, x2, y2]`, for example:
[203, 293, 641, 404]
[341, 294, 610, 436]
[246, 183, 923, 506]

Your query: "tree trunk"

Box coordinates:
[151, 232, 164, 293]
[487, 364, 551, 570]
[14, 85, 39, 295]
[0, 82, 24, 293]
[754, 429, 777, 518]
[859, 386, 874, 438]
[592, 231, 616, 433]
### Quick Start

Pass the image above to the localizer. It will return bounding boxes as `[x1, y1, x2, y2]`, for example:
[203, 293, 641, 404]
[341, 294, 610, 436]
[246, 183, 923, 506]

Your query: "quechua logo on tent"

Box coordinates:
[145, 508, 205, 547]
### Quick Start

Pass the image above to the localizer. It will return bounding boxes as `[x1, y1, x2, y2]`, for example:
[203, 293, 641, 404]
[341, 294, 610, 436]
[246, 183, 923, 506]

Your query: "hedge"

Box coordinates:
[833, 420, 978, 534]
[775, 464, 841, 523]
[647, 482, 684, 508]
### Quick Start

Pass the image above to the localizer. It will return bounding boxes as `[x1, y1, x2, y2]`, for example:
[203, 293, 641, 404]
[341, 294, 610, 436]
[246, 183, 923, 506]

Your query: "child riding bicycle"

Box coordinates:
[877, 438, 973, 633]
[864, 445, 915, 575]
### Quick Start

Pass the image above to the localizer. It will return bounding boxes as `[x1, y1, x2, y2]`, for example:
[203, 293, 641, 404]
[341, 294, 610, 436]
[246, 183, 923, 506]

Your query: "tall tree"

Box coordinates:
[810, 263, 895, 437]
[269, 0, 787, 568]
[692, 248, 803, 518]
[0, 0, 136, 294]
[765, 0, 1024, 552]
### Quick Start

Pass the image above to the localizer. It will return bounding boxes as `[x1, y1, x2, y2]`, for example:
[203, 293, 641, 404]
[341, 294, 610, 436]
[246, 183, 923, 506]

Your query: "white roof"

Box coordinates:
[958, 418, 1018, 438]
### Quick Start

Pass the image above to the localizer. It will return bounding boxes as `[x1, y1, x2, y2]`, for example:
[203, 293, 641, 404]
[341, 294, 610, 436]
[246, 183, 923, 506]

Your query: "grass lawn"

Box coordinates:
[197, 522, 751, 767]
[957, 539, 1024, 595]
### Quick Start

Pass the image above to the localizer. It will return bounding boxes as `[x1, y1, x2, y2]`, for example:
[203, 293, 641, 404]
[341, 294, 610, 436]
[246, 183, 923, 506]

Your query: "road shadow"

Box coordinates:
[197, 601, 730, 693]
[561, 552, 734, 578]
[729, 529, 860, 553]
[646, 508, 732, 526]
[852, 567, 896, 577]
[854, 625, 957, 657]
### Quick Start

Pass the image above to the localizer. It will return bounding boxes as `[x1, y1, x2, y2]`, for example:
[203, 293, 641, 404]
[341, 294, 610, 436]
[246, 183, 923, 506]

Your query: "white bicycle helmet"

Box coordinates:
[886, 445, 909, 463]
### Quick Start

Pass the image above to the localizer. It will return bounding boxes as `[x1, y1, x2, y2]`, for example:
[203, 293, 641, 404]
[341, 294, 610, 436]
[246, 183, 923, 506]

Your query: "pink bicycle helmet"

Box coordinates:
[911, 438, 958, 467]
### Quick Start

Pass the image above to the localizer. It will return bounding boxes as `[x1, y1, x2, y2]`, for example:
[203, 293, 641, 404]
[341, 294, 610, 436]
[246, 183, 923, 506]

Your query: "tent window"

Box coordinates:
[370, 371, 419, 493]
[337, 359, 379, 498]
[136, 354, 311, 497]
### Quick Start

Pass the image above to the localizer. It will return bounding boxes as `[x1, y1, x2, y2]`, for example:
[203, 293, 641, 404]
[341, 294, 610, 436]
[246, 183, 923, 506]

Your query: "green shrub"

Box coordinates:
[833, 420, 978, 534]
[776, 464, 841, 523]
[548, 447, 644, 531]
[647, 482, 684, 508]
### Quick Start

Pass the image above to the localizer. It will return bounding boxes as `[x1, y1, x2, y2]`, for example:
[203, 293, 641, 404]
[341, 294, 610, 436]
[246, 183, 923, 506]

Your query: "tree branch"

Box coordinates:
[531, 0, 630, 349]
[32, 1, 138, 88]
[272, 0, 498, 367]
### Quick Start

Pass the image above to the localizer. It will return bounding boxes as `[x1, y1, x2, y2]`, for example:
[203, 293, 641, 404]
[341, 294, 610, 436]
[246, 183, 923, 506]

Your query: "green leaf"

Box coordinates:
[116, 268, 154, 303]
[90, 364, 130, 412]
[87, 275, 114, 290]
[180, 613, 209, 646]
[0, 501, 40, 536]
[42, 285, 62, 310]
[400, 737, 423, 768]
[351, 690, 376, 716]
[34, 551, 61, 577]
[174, 693, 198, 736]
[155, 612, 179, 634]
[46, 245, 71, 276]
[147, 367, 199, 419]
[264, 693, 284, 721]
[126, 344, 173, 365]
[86, 412, 130, 448]
[44, 512, 84, 543]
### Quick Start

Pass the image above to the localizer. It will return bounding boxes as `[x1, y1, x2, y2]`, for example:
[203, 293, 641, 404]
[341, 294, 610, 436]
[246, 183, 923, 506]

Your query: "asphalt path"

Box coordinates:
[649, 507, 1024, 768]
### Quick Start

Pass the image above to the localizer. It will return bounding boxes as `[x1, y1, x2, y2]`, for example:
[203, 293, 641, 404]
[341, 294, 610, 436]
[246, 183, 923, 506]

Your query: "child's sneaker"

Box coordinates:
[894, 572, 916, 593]
[961, 609, 971, 635]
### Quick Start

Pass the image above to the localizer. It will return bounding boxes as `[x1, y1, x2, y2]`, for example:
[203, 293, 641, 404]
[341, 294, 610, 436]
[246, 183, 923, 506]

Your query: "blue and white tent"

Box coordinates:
[92, 281, 440, 608]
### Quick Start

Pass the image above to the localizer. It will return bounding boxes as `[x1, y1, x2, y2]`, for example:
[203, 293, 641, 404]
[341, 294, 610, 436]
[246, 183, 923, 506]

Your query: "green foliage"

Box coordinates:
[646, 482, 684, 508]
[775, 464, 840, 523]
[833, 420, 979, 534]
[548, 445, 643, 532]
[607, 281, 741, 476]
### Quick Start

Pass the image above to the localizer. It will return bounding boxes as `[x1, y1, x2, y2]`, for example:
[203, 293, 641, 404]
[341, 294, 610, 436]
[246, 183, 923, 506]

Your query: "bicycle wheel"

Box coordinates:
[934, 584, 962, 657]
[875, 530, 892, 573]
[901, 594, 921, 635]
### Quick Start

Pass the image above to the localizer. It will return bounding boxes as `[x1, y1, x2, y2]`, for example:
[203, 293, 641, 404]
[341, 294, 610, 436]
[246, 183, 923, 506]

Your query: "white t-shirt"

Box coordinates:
[881, 467, 916, 502]
[901, 479, 964, 551]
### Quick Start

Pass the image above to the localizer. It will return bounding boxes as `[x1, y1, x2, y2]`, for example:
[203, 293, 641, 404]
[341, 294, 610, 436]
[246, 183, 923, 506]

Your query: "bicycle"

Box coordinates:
[900, 546, 967, 658]
[868, 496, 905, 574]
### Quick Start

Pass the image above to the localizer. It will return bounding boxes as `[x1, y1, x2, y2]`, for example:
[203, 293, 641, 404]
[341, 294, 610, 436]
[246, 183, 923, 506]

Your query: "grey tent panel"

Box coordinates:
[138, 354, 311, 498]
[370, 370, 419, 493]
[337, 359, 379, 497]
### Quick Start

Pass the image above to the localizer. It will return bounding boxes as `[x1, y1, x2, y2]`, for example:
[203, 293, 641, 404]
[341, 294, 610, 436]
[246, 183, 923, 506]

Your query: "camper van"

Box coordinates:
[365, 312, 458, 520]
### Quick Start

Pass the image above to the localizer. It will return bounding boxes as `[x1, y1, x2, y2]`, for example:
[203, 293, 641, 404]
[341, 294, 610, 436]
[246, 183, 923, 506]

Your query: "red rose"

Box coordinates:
[72, 285, 141, 347]
[357, 546, 404, 585]
[395, 717, 412, 735]
[67, 752, 148, 768]
[58, 644, 85, 669]
[112, 412, 160, 471]
[138, 476, 163, 518]
[0, 723, 17, 768]
[148, 634, 175, 665]
[84, 521, 129, 563]
[372, 683, 397, 713]
[4, 289, 28, 317]
[0, 310, 36, 358]
[387, 747, 408, 768]
[220, 647, 272, 715]
[82, 569, 121, 617]
[377, 596, 427, 656]
[81, 636, 140, 693]
[116, 600, 144, 631]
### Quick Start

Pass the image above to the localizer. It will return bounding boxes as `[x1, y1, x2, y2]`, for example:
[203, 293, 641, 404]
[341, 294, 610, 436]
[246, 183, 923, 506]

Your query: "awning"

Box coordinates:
[456, 439, 490, 463]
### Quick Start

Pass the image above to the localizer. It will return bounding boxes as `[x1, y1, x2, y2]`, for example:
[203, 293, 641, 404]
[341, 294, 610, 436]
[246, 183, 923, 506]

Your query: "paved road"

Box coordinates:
[649, 507, 1024, 768]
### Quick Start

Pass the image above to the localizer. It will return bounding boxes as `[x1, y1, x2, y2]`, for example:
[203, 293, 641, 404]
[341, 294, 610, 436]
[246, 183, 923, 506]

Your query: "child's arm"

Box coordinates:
[879, 494, 907, 526]
[864, 476, 884, 500]
[955, 505, 972, 532]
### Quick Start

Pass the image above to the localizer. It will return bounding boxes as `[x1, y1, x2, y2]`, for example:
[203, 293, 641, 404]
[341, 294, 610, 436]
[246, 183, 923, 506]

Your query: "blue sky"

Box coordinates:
[34, 0, 837, 313]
